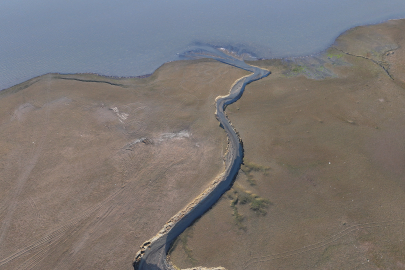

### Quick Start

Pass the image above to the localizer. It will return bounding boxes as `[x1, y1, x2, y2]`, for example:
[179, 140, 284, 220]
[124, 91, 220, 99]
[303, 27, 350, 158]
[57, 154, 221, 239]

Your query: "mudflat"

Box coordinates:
[1, 18, 405, 270]
[169, 19, 405, 269]
[0, 60, 249, 269]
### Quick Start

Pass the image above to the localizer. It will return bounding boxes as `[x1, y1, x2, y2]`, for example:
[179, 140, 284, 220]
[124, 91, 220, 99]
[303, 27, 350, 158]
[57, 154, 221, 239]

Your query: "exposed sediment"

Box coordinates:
[133, 49, 270, 270]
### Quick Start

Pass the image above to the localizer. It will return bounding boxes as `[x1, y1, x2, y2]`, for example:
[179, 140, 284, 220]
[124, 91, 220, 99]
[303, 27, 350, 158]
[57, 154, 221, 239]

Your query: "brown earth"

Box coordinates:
[0, 59, 249, 269]
[169, 19, 405, 269]
[2, 19, 405, 270]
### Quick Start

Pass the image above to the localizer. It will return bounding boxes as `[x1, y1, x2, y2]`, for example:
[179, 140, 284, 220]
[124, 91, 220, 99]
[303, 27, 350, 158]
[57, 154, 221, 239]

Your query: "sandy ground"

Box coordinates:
[0, 59, 249, 270]
[169, 19, 405, 269]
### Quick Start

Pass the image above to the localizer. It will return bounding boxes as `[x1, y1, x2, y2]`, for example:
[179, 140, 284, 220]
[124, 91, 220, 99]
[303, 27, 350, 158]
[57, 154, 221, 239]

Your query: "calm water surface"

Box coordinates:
[1, 0, 405, 90]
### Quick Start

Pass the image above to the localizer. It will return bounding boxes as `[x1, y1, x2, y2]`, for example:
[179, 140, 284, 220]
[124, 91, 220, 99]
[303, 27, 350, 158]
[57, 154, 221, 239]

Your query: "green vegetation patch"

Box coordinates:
[282, 55, 339, 79]
[226, 186, 272, 230]
[283, 64, 308, 77]
[291, 65, 307, 73]
[241, 159, 270, 186]
[228, 191, 246, 231]
[327, 52, 344, 59]
[250, 197, 271, 215]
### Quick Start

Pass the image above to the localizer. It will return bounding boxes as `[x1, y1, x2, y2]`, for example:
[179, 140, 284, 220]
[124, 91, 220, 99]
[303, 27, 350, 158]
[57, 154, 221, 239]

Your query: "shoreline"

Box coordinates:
[2, 17, 404, 93]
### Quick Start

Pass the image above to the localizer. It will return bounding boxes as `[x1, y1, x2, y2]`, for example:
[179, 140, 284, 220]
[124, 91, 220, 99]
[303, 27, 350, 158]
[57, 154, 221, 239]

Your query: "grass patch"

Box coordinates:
[281, 63, 309, 78]
[316, 66, 326, 72]
[327, 52, 344, 59]
[250, 197, 271, 215]
[231, 205, 247, 231]
[228, 190, 246, 231]
[241, 159, 270, 186]
[227, 186, 272, 231]
[235, 187, 272, 215]
[291, 65, 306, 73]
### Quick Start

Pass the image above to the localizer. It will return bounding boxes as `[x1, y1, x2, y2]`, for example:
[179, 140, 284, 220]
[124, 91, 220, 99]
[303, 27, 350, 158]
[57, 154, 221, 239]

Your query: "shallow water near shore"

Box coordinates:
[1, 0, 405, 90]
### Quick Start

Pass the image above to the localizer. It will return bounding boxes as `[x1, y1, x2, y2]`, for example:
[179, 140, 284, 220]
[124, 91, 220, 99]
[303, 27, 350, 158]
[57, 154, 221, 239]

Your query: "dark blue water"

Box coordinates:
[1, 0, 405, 90]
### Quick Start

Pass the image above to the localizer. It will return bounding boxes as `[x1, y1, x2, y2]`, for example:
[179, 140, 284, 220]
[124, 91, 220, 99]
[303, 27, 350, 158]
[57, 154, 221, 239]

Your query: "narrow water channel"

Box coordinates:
[133, 49, 270, 270]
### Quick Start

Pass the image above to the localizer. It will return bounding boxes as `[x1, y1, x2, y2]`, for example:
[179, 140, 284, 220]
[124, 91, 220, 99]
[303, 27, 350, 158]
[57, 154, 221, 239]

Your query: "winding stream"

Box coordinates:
[133, 49, 270, 270]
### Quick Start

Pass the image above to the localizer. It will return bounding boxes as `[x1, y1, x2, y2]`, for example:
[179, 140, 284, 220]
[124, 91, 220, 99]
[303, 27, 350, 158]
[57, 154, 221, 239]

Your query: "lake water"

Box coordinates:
[1, 0, 405, 90]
